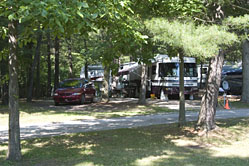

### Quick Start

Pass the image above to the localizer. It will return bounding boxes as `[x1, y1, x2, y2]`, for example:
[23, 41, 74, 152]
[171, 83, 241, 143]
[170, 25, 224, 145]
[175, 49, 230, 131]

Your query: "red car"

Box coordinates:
[53, 78, 96, 106]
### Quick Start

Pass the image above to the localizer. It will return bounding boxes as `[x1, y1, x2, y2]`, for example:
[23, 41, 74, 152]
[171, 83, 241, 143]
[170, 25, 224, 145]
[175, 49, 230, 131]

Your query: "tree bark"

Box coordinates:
[84, 39, 88, 79]
[46, 32, 52, 97]
[102, 67, 110, 102]
[27, 27, 42, 102]
[138, 63, 147, 105]
[54, 36, 60, 91]
[7, 21, 21, 161]
[67, 38, 74, 78]
[26, 43, 33, 99]
[1, 58, 9, 105]
[35, 30, 42, 98]
[178, 53, 186, 127]
[241, 39, 249, 102]
[197, 50, 224, 131]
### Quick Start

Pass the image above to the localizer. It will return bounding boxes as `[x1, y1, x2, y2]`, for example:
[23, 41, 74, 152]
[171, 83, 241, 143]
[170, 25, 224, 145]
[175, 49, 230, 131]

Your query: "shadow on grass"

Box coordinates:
[1, 118, 249, 166]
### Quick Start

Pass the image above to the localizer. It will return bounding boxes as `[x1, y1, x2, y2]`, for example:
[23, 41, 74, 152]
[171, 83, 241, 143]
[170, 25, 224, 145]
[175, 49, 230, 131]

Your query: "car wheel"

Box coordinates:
[55, 102, 59, 106]
[80, 94, 85, 104]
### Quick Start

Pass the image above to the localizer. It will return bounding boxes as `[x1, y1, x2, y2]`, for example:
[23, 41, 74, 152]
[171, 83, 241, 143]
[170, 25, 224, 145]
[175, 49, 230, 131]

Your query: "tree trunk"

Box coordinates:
[138, 63, 147, 105]
[67, 38, 74, 78]
[46, 32, 52, 97]
[54, 36, 60, 91]
[35, 30, 42, 98]
[1, 58, 9, 105]
[102, 67, 110, 102]
[178, 53, 186, 127]
[7, 21, 21, 161]
[84, 39, 88, 79]
[241, 39, 249, 102]
[26, 43, 33, 100]
[27, 27, 42, 102]
[197, 50, 224, 131]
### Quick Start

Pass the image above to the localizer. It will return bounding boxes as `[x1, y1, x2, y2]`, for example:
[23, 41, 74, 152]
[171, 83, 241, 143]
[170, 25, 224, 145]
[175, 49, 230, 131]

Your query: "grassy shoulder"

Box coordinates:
[0, 117, 249, 166]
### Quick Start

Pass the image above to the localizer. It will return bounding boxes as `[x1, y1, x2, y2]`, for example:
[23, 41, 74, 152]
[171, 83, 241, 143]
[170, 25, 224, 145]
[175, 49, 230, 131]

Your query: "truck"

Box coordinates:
[116, 54, 198, 100]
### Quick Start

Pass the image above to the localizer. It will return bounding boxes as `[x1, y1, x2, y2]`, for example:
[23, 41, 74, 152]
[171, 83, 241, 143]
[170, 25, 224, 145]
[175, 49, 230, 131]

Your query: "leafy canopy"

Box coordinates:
[145, 18, 238, 59]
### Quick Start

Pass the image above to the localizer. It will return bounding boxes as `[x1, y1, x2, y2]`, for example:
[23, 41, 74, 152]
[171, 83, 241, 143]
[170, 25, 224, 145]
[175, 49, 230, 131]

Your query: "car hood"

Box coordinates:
[55, 88, 82, 93]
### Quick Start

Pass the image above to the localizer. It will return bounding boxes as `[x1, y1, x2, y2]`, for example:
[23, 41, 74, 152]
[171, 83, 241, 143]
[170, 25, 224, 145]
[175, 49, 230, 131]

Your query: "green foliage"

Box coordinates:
[224, 14, 249, 40]
[145, 18, 238, 59]
[132, 0, 206, 19]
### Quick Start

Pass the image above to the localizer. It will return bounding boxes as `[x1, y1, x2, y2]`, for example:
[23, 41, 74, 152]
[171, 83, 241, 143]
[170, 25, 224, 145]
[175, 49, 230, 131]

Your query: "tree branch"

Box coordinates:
[231, 4, 249, 12]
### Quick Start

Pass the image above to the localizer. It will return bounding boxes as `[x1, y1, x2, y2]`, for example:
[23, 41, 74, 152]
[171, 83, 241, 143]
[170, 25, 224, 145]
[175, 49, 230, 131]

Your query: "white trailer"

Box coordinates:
[117, 54, 198, 99]
[80, 65, 105, 97]
[150, 55, 198, 100]
[197, 64, 209, 88]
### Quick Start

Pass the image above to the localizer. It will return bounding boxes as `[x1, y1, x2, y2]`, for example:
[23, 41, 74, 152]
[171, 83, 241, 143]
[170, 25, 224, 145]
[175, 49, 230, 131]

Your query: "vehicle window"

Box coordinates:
[201, 67, 208, 74]
[184, 63, 197, 77]
[159, 63, 178, 77]
[152, 65, 156, 75]
[59, 80, 82, 88]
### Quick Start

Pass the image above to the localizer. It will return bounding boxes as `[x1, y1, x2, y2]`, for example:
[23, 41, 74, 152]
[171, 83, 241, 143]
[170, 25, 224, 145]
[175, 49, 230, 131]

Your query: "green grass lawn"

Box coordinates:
[1, 117, 249, 166]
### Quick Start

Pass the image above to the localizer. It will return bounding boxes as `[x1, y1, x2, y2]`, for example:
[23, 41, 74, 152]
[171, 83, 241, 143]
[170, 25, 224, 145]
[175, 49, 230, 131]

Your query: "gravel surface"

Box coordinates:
[1, 107, 249, 143]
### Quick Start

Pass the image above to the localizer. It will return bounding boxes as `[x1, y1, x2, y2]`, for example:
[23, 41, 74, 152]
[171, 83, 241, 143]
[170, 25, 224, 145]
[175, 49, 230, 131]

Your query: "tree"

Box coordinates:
[27, 26, 42, 102]
[224, 15, 249, 102]
[145, 18, 237, 127]
[46, 31, 52, 97]
[7, 20, 21, 161]
[54, 36, 60, 91]
[0, 0, 100, 160]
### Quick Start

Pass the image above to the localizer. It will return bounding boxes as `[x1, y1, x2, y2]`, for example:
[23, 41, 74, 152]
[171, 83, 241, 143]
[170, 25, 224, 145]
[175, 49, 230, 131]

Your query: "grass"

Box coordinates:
[217, 96, 249, 109]
[0, 117, 249, 166]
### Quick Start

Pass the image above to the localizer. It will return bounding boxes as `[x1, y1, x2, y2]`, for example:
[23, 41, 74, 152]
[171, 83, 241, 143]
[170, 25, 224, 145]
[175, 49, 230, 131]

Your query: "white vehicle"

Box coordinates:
[117, 55, 198, 99]
[197, 64, 209, 88]
[115, 62, 141, 97]
[149, 55, 198, 100]
[80, 65, 105, 97]
[80, 65, 104, 81]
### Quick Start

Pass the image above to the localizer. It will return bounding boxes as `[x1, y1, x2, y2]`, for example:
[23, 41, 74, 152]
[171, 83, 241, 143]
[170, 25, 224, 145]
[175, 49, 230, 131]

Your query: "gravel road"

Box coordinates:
[1, 108, 249, 143]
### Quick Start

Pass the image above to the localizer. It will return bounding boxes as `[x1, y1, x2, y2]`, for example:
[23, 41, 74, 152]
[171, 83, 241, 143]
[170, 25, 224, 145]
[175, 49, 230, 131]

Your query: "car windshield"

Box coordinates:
[59, 80, 83, 88]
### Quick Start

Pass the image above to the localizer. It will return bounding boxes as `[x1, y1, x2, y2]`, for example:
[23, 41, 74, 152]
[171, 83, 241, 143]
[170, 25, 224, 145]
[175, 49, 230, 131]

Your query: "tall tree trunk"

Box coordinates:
[102, 67, 110, 102]
[138, 63, 147, 105]
[67, 38, 74, 78]
[178, 53, 186, 127]
[46, 32, 51, 97]
[197, 50, 224, 131]
[1, 59, 9, 105]
[35, 30, 42, 98]
[26, 43, 33, 100]
[54, 36, 60, 91]
[84, 39, 88, 79]
[7, 21, 21, 161]
[26, 27, 42, 102]
[241, 39, 249, 102]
